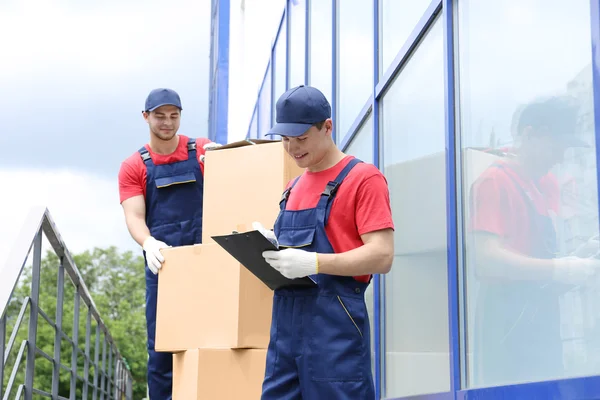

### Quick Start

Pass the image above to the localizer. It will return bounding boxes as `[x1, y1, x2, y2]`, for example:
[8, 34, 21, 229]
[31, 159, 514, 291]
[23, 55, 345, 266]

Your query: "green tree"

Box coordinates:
[2, 246, 148, 399]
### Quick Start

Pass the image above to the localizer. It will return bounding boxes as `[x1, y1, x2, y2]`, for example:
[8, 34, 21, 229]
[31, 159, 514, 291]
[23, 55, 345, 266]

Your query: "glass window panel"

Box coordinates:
[458, 0, 600, 388]
[273, 20, 287, 124]
[338, 0, 373, 141]
[258, 65, 273, 136]
[250, 109, 258, 139]
[381, 18, 449, 398]
[379, 0, 431, 77]
[345, 114, 375, 378]
[289, 0, 306, 88]
[309, 0, 332, 106]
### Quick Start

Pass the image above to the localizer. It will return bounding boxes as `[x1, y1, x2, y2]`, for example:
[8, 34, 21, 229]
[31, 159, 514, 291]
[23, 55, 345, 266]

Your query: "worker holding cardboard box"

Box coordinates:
[253, 85, 395, 399]
[117, 88, 220, 400]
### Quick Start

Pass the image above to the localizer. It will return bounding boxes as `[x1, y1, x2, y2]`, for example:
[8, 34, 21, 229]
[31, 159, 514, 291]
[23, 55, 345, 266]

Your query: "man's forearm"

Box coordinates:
[125, 215, 152, 247]
[476, 243, 555, 282]
[317, 242, 393, 276]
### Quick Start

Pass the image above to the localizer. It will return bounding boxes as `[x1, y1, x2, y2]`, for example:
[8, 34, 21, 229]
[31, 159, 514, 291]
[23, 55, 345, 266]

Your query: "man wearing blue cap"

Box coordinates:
[253, 85, 395, 399]
[118, 88, 220, 399]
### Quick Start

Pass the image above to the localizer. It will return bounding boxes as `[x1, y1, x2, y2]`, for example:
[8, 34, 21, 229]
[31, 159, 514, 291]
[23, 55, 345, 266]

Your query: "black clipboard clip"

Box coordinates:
[211, 230, 317, 291]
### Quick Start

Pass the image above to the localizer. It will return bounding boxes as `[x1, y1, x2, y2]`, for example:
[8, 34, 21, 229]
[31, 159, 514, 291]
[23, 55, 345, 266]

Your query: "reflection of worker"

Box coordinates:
[118, 88, 219, 399]
[468, 95, 600, 386]
[254, 85, 395, 399]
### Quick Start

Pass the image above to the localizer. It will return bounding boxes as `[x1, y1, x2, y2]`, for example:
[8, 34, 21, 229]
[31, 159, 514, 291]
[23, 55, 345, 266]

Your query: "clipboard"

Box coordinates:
[211, 230, 317, 291]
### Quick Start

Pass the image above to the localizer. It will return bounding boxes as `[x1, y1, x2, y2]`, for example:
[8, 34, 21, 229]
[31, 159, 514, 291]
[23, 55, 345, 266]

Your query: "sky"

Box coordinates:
[0, 0, 212, 267]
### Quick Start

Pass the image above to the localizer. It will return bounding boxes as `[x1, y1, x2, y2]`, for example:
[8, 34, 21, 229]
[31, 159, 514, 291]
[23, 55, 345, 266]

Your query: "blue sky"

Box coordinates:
[0, 0, 211, 262]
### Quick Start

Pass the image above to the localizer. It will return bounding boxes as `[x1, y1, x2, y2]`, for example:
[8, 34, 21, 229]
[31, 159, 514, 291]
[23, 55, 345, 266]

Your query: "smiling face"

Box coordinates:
[282, 119, 333, 170]
[143, 105, 181, 141]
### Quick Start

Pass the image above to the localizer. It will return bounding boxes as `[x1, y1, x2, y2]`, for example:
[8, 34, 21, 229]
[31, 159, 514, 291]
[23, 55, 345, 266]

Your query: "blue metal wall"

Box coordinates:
[211, 0, 600, 398]
[208, 0, 230, 145]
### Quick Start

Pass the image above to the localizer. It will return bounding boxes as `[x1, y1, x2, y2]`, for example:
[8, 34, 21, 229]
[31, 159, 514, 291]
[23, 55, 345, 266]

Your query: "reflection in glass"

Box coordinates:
[338, 0, 373, 141]
[379, 0, 431, 77]
[345, 114, 375, 378]
[289, 0, 306, 88]
[250, 109, 258, 139]
[309, 0, 332, 106]
[258, 65, 272, 136]
[273, 21, 287, 124]
[458, 0, 600, 388]
[381, 18, 449, 398]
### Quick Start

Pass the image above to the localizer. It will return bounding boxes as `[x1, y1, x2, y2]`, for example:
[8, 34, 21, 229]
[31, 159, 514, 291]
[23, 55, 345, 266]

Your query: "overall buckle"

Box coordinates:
[322, 181, 339, 197]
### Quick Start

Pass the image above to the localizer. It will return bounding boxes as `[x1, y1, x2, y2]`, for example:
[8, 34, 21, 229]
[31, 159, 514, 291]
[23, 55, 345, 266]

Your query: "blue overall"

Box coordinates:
[474, 162, 563, 386]
[138, 138, 204, 400]
[261, 158, 375, 399]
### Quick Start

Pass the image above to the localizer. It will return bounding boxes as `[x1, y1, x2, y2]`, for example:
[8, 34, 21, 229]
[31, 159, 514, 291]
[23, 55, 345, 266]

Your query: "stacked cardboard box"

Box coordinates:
[154, 140, 304, 399]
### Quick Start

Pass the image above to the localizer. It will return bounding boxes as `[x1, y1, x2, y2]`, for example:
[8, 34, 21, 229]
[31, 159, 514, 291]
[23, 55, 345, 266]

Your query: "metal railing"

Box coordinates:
[0, 206, 133, 400]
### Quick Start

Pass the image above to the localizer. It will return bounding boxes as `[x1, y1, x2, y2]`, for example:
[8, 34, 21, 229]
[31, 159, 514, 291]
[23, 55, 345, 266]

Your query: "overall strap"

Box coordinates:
[138, 146, 153, 166]
[279, 175, 302, 210]
[187, 137, 197, 157]
[139, 138, 197, 165]
[316, 158, 363, 222]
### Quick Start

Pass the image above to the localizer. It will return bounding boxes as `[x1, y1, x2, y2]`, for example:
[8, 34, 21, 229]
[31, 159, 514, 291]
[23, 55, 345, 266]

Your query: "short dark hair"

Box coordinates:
[313, 120, 326, 130]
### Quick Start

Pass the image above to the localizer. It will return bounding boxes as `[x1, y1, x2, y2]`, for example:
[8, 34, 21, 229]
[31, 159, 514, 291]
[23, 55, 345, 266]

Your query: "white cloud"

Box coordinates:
[0, 168, 139, 271]
[0, 0, 211, 88]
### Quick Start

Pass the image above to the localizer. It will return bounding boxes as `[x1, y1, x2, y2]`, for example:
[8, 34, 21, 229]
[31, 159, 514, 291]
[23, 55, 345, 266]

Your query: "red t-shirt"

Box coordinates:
[468, 160, 559, 256]
[284, 155, 395, 283]
[118, 135, 212, 204]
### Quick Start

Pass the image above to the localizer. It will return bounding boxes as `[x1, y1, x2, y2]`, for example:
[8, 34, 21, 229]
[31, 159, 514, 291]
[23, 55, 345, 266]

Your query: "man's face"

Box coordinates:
[143, 105, 181, 141]
[282, 120, 332, 169]
[524, 128, 569, 175]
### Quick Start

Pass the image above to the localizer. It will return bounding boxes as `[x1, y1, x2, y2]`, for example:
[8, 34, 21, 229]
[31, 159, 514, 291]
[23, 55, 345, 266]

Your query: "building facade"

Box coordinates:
[209, 0, 600, 398]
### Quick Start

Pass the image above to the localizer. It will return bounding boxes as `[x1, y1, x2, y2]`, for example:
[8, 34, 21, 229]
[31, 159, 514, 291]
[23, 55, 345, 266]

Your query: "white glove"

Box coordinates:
[199, 142, 222, 163]
[552, 256, 600, 286]
[262, 248, 318, 279]
[252, 221, 279, 248]
[143, 236, 170, 274]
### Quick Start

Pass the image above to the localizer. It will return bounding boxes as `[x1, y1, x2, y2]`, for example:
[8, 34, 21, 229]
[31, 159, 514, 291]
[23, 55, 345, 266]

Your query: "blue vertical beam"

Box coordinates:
[211, 0, 230, 145]
[442, 0, 461, 396]
[305, 0, 311, 85]
[372, 0, 382, 398]
[591, 0, 600, 239]
[331, 0, 338, 144]
[286, 1, 291, 91]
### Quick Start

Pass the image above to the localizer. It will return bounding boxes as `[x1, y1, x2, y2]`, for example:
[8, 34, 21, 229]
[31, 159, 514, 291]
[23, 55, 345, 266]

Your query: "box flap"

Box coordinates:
[214, 139, 279, 151]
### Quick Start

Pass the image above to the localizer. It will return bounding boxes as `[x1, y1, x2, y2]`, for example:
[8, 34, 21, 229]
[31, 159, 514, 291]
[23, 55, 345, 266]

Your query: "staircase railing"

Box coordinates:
[0, 206, 133, 400]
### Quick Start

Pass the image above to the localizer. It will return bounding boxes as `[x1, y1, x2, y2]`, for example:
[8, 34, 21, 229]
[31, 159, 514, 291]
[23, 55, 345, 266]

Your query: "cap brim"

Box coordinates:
[265, 122, 313, 137]
[559, 136, 590, 148]
[148, 103, 182, 112]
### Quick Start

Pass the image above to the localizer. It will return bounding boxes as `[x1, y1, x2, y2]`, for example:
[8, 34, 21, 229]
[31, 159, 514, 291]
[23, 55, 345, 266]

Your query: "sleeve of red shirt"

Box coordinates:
[468, 176, 507, 236]
[195, 137, 213, 160]
[118, 158, 144, 204]
[355, 173, 395, 235]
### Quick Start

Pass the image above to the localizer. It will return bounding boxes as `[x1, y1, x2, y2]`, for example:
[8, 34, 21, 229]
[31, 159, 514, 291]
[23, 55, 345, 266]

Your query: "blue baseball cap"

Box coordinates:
[517, 96, 589, 148]
[144, 88, 182, 112]
[266, 85, 331, 137]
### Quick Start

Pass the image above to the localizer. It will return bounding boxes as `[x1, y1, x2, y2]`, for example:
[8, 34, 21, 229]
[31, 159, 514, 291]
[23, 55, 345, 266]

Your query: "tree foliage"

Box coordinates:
[2, 246, 148, 399]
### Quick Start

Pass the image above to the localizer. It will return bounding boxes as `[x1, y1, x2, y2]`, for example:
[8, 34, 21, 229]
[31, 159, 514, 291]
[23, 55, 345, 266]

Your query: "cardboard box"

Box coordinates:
[201, 139, 304, 243]
[155, 243, 273, 351]
[173, 348, 267, 400]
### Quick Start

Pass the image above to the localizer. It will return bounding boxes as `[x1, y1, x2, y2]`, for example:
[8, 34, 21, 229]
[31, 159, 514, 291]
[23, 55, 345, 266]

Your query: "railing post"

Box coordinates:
[24, 229, 42, 400]
[106, 344, 113, 400]
[52, 258, 66, 399]
[70, 290, 80, 400]
[92, 324, 100, 400]
[84, 309, 92, 400]
[100, 334, 106, 400]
